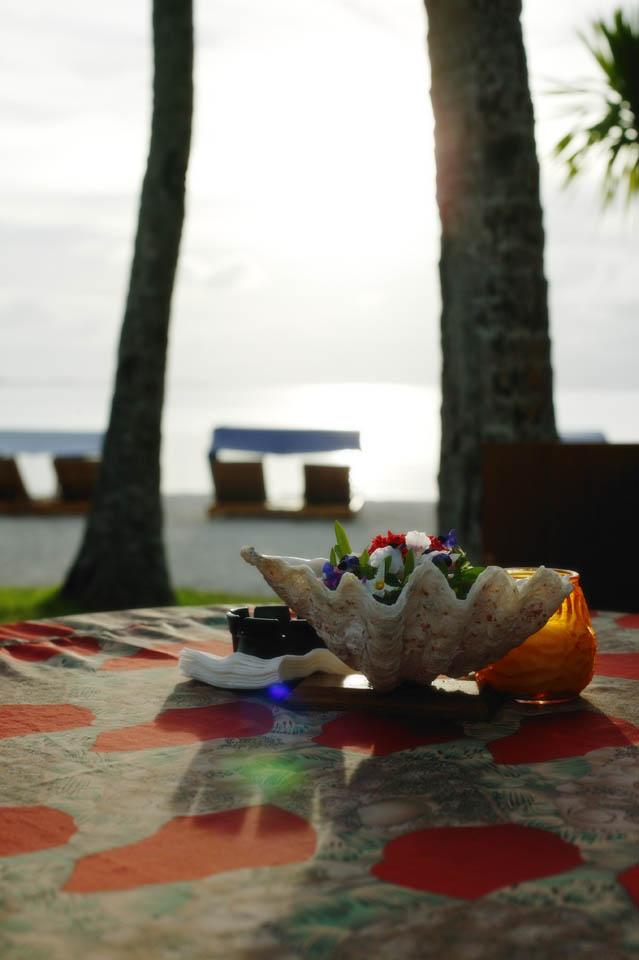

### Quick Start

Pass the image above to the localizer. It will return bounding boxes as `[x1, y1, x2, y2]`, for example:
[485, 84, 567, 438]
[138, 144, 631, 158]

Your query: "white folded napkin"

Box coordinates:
[179, 646, 355, 690]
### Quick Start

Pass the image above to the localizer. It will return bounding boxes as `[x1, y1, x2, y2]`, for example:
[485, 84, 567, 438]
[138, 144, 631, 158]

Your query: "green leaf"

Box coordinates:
[329, 546, 338, 567]
[553, 132, 574, 155]
[376, 588, 402, 606]
[403, 549, 415, 581]
[334, 521, 351, 556]
[432, 557, 450, 583]
[548, 7, 639, 207]
[384, 555, 392, 576]
[357, 549, 374, 581]
[448, 561, 485, 600]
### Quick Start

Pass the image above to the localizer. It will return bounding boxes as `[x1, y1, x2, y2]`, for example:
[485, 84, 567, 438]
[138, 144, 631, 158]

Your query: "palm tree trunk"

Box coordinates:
[62, 0, 193, 610]
[424, 0, 557, 559]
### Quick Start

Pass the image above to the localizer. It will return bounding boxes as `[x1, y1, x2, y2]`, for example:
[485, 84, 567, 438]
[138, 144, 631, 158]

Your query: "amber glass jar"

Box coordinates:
[476, 569, 597, 703]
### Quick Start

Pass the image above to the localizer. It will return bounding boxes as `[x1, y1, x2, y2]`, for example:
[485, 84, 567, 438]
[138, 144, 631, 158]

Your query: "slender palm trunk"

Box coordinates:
[424, 0, 557, 558]
[63, 0, 193, 610]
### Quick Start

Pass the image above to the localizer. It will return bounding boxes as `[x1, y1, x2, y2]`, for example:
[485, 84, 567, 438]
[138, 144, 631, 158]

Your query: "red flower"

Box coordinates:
[387, 532, 407, 548]
[429, 537, 445, 552]
[369, 531, 407, 552]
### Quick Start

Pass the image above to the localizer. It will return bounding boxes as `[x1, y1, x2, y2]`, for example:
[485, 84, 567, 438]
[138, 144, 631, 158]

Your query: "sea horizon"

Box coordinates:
[2, 378, 637, 504]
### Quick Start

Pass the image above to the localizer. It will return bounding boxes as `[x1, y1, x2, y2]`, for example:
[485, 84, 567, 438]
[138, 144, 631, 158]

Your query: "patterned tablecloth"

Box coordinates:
[1, 606, 637, 959]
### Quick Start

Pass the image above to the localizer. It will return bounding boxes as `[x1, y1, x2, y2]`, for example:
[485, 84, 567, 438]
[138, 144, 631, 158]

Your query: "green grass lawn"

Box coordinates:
[0, 586, 276, 624]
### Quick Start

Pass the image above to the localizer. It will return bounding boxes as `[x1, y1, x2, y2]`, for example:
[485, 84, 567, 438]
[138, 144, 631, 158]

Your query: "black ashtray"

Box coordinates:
[227, 606, 326, 659]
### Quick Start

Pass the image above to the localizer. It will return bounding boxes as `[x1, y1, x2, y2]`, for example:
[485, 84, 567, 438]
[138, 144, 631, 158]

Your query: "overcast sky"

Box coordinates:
[2, 0, 637, 403]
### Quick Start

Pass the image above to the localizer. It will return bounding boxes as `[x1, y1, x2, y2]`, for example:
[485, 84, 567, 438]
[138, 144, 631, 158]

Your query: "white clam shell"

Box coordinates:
[240, 546, 573, 692]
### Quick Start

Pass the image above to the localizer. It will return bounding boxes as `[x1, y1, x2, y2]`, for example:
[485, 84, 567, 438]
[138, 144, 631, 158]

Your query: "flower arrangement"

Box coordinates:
[241, 536, 573, 691]
[320, 522, 485, 604]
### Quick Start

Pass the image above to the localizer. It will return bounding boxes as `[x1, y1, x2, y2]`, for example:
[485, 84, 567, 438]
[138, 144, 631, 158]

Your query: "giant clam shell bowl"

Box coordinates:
[240, 547, 573, 692]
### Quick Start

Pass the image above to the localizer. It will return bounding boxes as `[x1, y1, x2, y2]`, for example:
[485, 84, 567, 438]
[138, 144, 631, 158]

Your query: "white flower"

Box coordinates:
[365, 563, 396, 599]
[405, 530, 432, 554]
[369, 545, 404, 575]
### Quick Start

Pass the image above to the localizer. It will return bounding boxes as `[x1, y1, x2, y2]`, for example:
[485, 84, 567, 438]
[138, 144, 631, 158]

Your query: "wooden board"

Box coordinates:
[208, 497, 362, 519]
[285, 672, 505, 720]
[481, 441, 639, 610]
[0, 498, 92, 515]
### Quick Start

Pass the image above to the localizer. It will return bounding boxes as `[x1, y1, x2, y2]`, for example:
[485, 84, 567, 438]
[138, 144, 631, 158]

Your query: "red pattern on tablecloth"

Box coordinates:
[0, 636, 101, 661]
[0, 703, 95, 739]
[0, 805, 77, 856]
[371, 823, 583, 897]
[0, 621, 76, 641]
[488, 711, 639, 764]
[313, 712, 462, 756]
[1, 606, 636, 953]
[99, 638, 231, 670]
[594, 653, 639, 680]
[617, 864, 639, 909]
[99, 648, 177, 670]
[63, 804, 316, 892]
[91, 701, 274, 751]
[616, 614, 639, 629]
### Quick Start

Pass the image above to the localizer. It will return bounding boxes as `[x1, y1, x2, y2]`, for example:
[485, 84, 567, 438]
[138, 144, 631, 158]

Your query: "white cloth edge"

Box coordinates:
[179, 646, 355, 690]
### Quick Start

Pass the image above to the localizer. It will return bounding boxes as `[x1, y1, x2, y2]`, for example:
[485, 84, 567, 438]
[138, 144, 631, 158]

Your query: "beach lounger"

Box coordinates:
[304, 464, 351, 513]
[208, 459, 266, 514]
[0, 432, 103, 514]
[0, 457, 31, 509]
[53, 456, 100, 503]
[208, 427, 361, 517]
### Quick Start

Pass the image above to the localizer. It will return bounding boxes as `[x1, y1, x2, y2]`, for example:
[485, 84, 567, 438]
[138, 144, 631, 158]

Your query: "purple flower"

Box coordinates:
[338, 554, 360, 573]
[439, 529, 458, 549]
[322, 561, 343, 590]
[430, 551, 452, 569]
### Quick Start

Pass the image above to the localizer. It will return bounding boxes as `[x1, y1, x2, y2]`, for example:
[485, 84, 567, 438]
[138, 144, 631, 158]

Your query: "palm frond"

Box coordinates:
[549, 7, 639, 205]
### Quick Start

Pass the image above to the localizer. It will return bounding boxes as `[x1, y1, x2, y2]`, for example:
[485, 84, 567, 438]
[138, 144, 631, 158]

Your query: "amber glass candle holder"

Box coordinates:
[476, 568, 597, 703]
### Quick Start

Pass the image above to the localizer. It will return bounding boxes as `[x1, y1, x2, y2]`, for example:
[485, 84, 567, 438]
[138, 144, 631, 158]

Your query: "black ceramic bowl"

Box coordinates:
[226, 605, 325, 659]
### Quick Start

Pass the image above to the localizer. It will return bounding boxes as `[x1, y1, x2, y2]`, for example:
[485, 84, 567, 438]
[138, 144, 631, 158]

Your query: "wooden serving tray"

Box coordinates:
[284, 672, 504, 721]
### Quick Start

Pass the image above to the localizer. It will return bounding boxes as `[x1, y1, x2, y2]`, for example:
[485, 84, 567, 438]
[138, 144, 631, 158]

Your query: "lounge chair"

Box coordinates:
[0, 457, 31, 510]
[208, 427, 361, 517]
[53, 456, 100, 503]
[0, 432, 103, 514]
[303, 464, 352, 516]
[208, 458, 267, 515]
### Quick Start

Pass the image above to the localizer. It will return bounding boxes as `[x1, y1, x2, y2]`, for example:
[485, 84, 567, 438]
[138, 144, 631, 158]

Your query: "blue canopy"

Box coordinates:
[560, 431, 607, 443]
[210, 427, 360, 457]
[0, 430, 103, 456]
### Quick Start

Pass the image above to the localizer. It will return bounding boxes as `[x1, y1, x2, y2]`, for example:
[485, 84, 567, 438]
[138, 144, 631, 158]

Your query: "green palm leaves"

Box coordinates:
[553, 8, 639, 205]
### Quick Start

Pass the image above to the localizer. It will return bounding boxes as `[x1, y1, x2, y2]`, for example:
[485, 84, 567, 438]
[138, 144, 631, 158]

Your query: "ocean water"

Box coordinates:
[2, 379, 637, 503]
